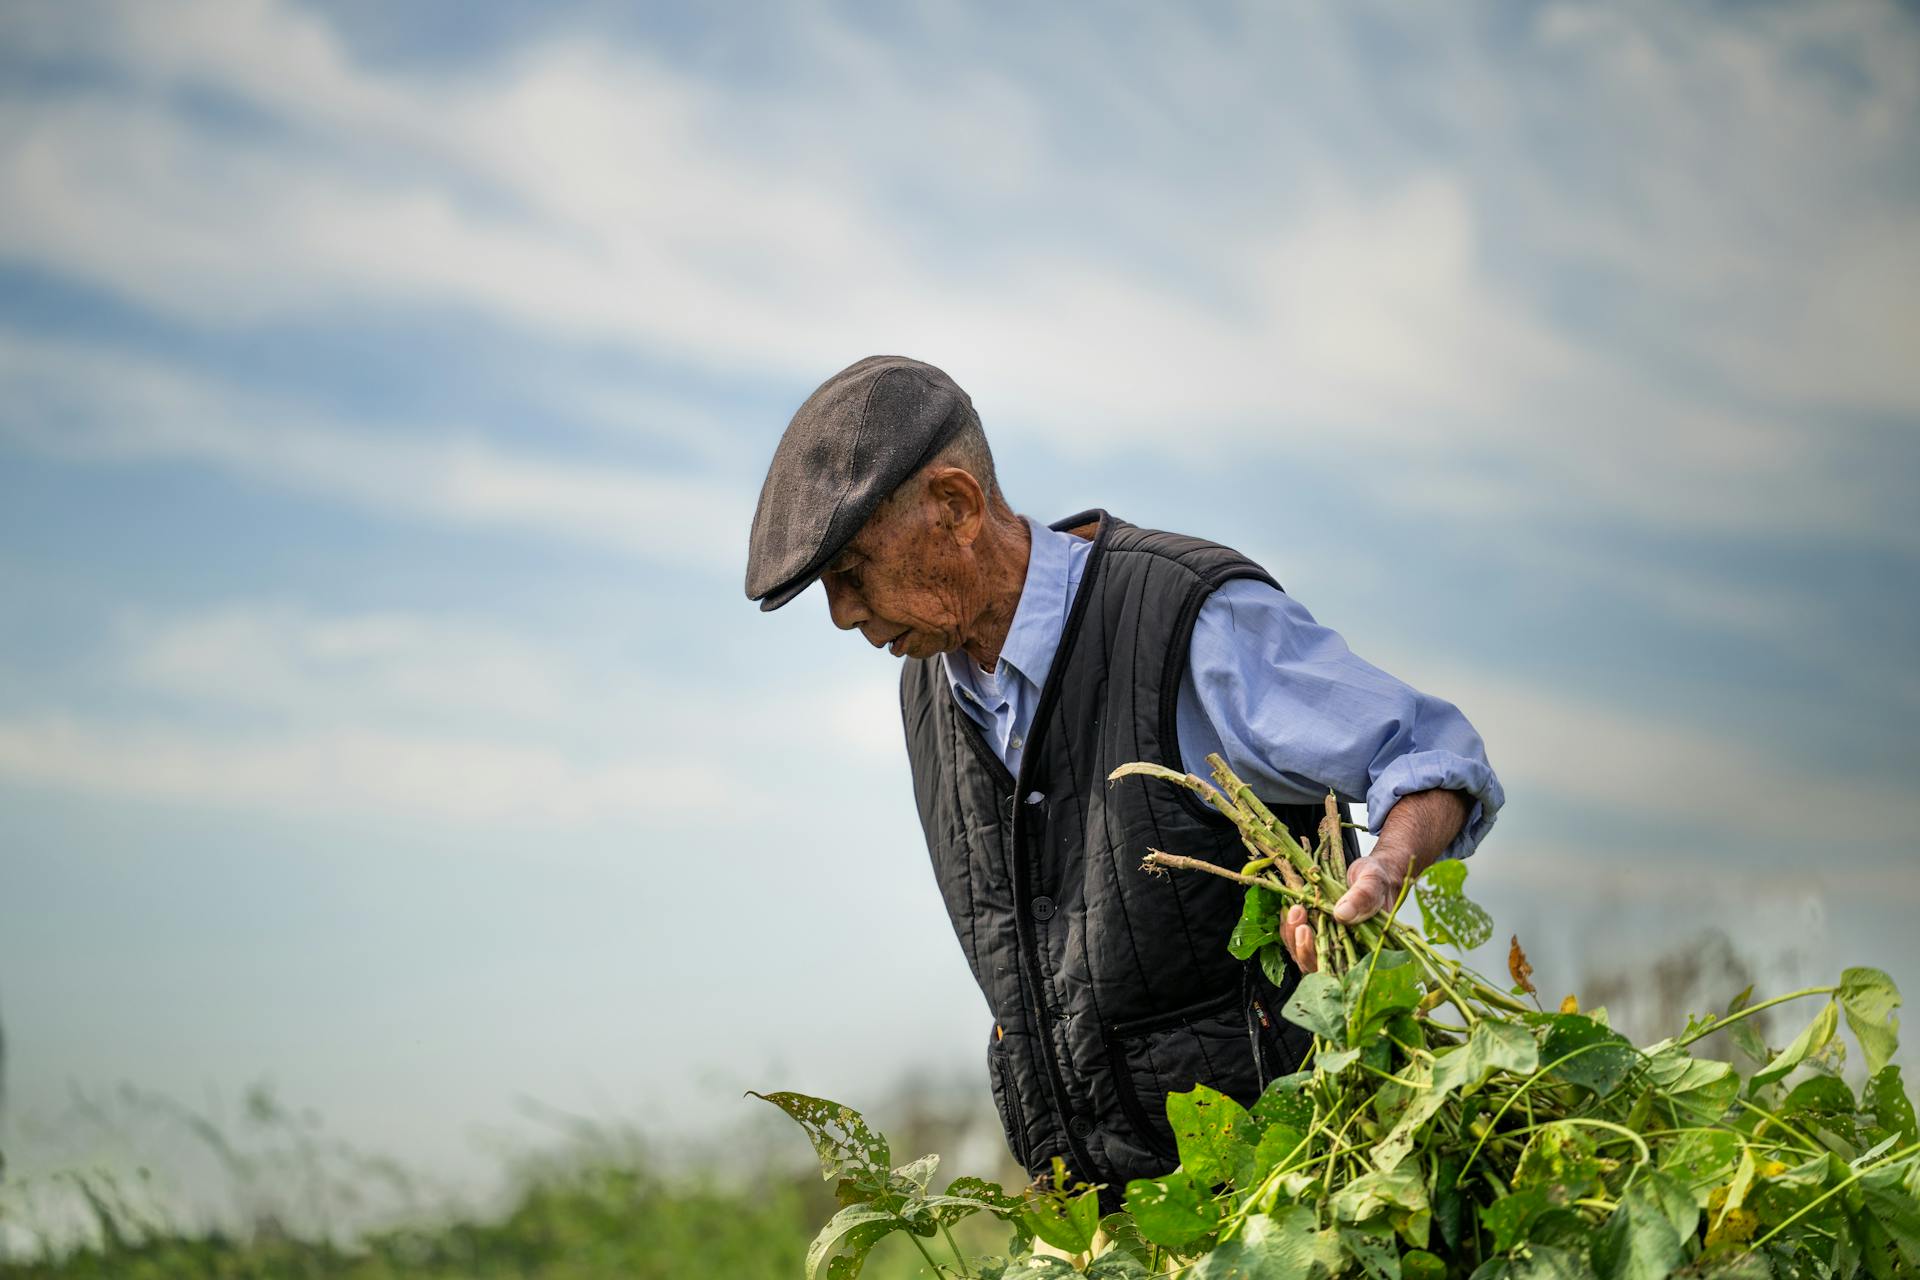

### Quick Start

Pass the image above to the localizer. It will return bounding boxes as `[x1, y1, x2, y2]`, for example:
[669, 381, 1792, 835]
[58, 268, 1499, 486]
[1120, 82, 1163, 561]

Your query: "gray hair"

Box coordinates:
[904, 415, 1008, 512]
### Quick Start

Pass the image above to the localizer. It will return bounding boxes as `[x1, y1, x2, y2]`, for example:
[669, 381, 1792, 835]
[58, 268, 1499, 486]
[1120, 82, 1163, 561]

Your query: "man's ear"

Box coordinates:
[925, 467, 987, 546]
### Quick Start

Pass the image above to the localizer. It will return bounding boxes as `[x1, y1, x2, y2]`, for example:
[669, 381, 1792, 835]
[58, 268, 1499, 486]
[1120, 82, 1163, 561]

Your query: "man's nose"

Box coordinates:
[822, 574, 866, 631]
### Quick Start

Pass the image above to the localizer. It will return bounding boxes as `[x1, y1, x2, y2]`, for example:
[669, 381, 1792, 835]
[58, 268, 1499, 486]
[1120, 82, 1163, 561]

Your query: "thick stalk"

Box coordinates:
[1142, 851, 1312, 903]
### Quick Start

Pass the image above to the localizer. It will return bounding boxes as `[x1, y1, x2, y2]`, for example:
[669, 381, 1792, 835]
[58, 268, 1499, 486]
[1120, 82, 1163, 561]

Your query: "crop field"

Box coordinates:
[749, 761, 1916, 1280]
[4, 761, 1910, 1279]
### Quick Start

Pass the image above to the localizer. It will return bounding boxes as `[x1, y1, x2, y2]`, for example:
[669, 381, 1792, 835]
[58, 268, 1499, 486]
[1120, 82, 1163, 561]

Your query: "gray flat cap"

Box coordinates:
[746, 355, 978, 611]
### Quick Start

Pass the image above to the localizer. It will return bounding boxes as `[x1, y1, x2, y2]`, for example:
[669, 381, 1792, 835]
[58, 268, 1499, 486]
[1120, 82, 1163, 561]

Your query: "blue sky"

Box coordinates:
[1, 0, 1917, 1216]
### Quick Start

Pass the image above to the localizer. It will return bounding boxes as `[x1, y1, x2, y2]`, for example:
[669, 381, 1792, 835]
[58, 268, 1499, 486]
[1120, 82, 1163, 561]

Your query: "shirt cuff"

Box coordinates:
[1364, 750, 1505, 861]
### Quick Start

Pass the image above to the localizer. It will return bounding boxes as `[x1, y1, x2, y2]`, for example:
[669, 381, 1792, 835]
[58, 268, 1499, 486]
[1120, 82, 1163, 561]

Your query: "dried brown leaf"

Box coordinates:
[1508, 934, 1537, 995]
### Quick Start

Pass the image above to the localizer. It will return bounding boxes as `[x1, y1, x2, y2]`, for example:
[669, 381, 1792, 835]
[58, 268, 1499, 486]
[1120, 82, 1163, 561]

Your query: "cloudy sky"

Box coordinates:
[1, 0, 1916, 1210]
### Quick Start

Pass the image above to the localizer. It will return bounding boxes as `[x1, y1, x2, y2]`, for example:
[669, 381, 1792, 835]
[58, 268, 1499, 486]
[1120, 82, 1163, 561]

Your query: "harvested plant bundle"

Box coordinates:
[758, 756, 1916, 1279]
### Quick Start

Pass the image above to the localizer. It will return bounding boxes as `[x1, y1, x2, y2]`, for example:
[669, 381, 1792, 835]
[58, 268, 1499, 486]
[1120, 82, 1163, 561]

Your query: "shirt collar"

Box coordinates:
[941, 515, 1075, 698]
[996, 515, 1073, 689]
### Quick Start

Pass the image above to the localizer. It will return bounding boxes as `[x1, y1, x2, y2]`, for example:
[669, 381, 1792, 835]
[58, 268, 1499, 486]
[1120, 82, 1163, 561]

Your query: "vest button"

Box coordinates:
[1030, 896, 1056, 921]
[1068, 1113, 1093, 1139]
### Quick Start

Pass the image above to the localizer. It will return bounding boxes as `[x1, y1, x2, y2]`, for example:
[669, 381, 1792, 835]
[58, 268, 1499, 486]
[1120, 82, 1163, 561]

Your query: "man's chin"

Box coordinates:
[892, 632, 953, 661]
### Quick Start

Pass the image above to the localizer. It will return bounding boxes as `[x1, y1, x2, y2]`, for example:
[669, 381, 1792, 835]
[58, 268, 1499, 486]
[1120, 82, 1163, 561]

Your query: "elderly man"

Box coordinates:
[746, 355, 1503, 1211]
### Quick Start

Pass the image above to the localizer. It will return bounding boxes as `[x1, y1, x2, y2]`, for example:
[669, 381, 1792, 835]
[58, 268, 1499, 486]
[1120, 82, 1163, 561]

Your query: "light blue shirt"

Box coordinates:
[942, 517, 1504, 861]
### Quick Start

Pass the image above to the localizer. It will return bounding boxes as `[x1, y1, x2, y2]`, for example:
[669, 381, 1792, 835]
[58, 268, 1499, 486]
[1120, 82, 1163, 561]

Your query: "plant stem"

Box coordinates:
[907, 1229, 948, 1277]
[1673, 985, 1836, 1049]
[940, 1222, 972, 1276]
[1142, 851, 1311, 902]
[1749, 1140, 1920, 1250]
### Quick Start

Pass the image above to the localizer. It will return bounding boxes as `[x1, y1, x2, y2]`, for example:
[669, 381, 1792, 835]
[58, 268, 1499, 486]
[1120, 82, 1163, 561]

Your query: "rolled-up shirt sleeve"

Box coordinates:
[1175, 578, 1504, 860]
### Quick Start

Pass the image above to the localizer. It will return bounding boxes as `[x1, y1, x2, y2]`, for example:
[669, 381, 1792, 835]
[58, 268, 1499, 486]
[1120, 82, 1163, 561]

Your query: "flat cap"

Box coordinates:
[746, 355, 978, 611]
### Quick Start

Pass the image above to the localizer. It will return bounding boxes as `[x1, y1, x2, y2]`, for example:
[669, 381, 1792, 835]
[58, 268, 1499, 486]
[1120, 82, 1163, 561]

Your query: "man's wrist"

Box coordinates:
[1371, 788, 1472, 876]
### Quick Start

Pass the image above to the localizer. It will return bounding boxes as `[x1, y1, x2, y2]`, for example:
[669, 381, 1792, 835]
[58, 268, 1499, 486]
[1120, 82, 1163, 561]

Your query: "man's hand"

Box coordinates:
[1280, 788, 1473, 974]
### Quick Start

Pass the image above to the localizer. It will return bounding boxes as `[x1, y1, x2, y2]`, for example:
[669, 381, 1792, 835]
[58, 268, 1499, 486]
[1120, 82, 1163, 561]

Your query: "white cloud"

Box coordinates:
[0, 596, 906, 828]
[1478, 838, 1920, 905]
[2, 0, 1911, 557]
[1408, 663, 1916, 853]
[1524, 1, 1920, 416]
[0, 713, 736, 826]
[112, 596, 909, 756]
[8, 585, 1914, 853]
[0, 55, 1553, 433]
[0, 333, 747, 567]
[121, 602, 577, 727]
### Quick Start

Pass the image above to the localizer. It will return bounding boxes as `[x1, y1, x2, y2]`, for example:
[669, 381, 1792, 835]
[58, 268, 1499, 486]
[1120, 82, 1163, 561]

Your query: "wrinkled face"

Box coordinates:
[819, 480, 979, 661]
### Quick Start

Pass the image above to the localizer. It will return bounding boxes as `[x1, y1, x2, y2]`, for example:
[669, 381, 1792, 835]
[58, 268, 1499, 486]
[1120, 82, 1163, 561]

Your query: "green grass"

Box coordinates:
[3, 1164, 847, 1278]
[0, 1082, 1018, 1278]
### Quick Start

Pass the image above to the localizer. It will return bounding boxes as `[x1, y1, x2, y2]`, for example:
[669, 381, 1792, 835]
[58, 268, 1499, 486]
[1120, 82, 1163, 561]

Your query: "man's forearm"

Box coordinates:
[1372, 787, 1474, 876]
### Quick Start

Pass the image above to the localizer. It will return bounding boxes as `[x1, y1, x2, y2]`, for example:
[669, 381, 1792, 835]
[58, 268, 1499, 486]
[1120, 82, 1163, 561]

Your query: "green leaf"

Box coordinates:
[1254, 1122, 1311, 1175]
[1433, 1154, 1470, 1253]
[1347, 949, 1425, 1041]
[1317, 1046, 1362, 1076]
[1192, 1206, 1345, 1279]
[1231, 888, 1285, 960]
[1482, 1187, 1557, 1253]
[1839, 967, 1902, 1077]
[982, 1258, 1081, 1278]
[1168, 1084, 1261, 1187]
[1086, 1253, 1152, 1279]
[1253, 1075, 1317, 1134]
[1643, 1167, 1701, 1241]
[1415, 858, 1494, 949]
[1859, 1160, 1920, 1266]
[1540, 1015, 1639, 1099]
[1402, 1251, 1447, 1280]
[1641, 1048, 1741, 1124]
[1863, 1065, 1918, 1144]
[892, 1152, 939, 1191]
[1514, 1121, 1604, 1201]
[1259, 941, 1296, 990]
[1723, 987, 1769, 1067]
[1340, 1220, 1403, 1280]
[1642, 1046, 1731, 1093]
[806, 1204, 910, 1280]
[749, 1091, 894, 1196]
[1125, 1169, 1223, 1248]
[1372, 1023, 1538, 1178]
[1752, 1000, 1838, 1088]
[939, 1175, 1020, 1210]
[1658, 1129, 1739, 1192]
[1097, 1213, 1155, 1267]
[1747, 1152, 1835, 1229]
[1475, 1244, 1599, 1280]
[1386, 1012, 1426, 1053]
[1371, 1058, 1450, 1175]
[1781, 1075, 1860, 1145]
[1282, 971, 1348, 1045]
[1436, 1019, 1542, 1095]
[1334, 1163, 1431, 1224]
[923, 1193, 1006, 1229]
[1022, 1185, 1101, 1255]
[1592, 1172, 1692, 1280]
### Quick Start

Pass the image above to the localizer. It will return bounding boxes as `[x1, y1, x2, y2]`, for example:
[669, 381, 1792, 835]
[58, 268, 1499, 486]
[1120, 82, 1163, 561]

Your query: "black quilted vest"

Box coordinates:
[899, 510, 1359, 1201]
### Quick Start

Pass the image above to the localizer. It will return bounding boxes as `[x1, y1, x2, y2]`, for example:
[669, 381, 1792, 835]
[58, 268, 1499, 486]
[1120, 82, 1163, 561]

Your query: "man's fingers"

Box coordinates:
[1332, 863, 1394, 925]
[1284, 904, 1317, 973]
